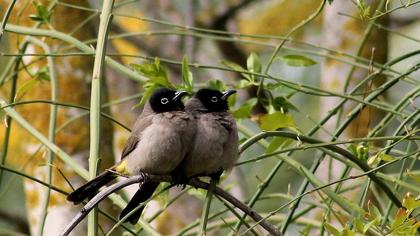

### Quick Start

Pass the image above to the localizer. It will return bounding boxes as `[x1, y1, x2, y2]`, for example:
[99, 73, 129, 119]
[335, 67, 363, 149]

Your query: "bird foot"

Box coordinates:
[137, 172, 149, 184]
[171, 173, 188, 189]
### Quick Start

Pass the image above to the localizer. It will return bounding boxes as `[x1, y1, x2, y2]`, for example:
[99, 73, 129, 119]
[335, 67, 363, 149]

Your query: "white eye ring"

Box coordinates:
[161, 98, 169, 104]
[211, 96, 218, 102]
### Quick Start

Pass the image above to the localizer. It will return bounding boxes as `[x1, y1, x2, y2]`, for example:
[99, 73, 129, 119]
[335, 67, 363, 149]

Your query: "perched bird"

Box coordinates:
[178, 88, 239, 180]
[67, 88, 196, 224]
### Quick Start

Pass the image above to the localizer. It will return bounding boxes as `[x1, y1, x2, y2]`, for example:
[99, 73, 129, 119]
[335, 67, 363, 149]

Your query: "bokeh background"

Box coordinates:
[0, 0, 419, 235]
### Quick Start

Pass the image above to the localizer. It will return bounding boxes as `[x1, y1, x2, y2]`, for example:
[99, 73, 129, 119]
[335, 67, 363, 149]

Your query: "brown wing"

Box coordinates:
[121, 135, 139, 160]
[120, 113, 154, 160]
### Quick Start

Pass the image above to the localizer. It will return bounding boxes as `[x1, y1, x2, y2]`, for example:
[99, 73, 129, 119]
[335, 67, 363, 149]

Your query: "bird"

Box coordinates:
[177, 88, 239, 181]
[67, 87, 196, 224]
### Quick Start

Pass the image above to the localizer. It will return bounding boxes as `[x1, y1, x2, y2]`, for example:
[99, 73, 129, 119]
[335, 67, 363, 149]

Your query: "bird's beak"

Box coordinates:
[172, 91, 189, 101]
[221, 89, 237, 100]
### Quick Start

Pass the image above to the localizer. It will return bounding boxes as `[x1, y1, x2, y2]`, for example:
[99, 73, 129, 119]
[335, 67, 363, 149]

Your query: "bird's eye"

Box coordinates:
[211, 96, 218, 102]
[161, 98, 169, 104]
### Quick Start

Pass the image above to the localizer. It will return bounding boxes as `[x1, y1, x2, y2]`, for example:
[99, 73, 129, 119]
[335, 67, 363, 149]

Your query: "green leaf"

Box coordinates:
[228, 93, 237, 109]
[367, 155, 379, 167]
[402, 193, 420, 212]
[259, 111, 298, 132]
[266, 137, 292, 153]
[356, 0, 371, 19]
[406, 170, 420, 183]
[364, 202, 382, 231]
[353, 218, 365, 233]
[356, 143, 369, 161]
[221, 60, 251, 81]
[15, 79, 38, 101]
[28, 15, 44, 22]
[246, 53, 261, 82]
[377, 152, 395, 162]
[155, 182, 170, 206]
[232, 98, 257, 119]
[324, 222, 340, 236]
[392, 208, 407, 230]
[348, 144, 358, 156]
[131, 84, 158, 110]
[328, 0, 334, 4]
[34, 66, 50, 81]
[131, 59, 171, 87]
[272, 96, 298, 112]
[187, 188, 207, 200]
[206, 79, 226, 91]
[235, 79, 254, 89]
[278, 54, 317, 67]
[341, 229, 356, 236]
[247, 52, 262, 73]
[182, 55, 193, 92]
[368, 201, 382, 220]
[30, 2, 51, 24]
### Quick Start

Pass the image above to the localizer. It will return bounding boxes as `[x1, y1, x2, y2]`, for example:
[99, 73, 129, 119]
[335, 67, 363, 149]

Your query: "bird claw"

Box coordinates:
[137, 172, 149, 184]
[171, 173, 188, 188]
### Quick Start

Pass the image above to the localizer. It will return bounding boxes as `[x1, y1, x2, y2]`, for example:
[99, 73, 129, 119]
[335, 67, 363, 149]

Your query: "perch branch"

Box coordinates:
[59, 174, 283, 236]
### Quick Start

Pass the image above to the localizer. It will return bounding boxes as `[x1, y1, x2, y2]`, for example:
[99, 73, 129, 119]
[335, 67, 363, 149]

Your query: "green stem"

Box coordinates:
[1, 99, 131, 131]
[87, 0, 114, 235]
[4, 24, 147, 83]
[231, 161, 284, 233]
[1, 101, 89, 178]
[26, 36, 58, 236]
[0, 56, 19, 188]
[0, 0, 16, 41]
[199, 179, 217, 236]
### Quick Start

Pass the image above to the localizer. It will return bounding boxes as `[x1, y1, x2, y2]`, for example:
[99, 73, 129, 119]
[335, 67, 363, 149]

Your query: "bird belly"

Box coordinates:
[125, 124, 184, 175]
[182, 125, 225, 177]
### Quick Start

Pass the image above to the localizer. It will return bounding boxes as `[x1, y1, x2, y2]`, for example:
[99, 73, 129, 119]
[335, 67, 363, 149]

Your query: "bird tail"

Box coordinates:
[119, 181, 159, 224]
[67, 170, 117, 204]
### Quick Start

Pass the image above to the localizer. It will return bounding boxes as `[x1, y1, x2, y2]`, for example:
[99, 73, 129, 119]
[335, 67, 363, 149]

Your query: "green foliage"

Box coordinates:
[154, 183, 170, 206]
[271, 96, 298, 113]
[29, 1, 52, 25]
[14, 66, 50, 101]
[131, 58, 174, 108]
[367, 152, 395, 167]
[278, 55, 317, 67]
[231, 98, 257, 119]
[247, 52, 262, 82]
[131, 58, 171, 88]
[406, 170, 420, 183]
[259, 111, 298, 132]
[206, 79, 226, 91]
[222, 60, 252, 82]
[356, 0, 371, 19]
[181, 55, 194, 93]
[266, 137, 292, 153]
[355, 143, 369, 161]
[326, 198, 420, 236]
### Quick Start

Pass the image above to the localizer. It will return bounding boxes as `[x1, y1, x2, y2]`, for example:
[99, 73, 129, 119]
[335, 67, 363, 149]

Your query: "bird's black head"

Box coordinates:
[195, 89, 236, 112]
[149, 88, 188, 113]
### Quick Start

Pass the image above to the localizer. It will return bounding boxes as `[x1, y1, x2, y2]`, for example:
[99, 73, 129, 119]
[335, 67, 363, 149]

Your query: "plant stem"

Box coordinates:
[199, 178, 217, 236]
[87, 0, 114, 235]
[26, 36, 58, 236]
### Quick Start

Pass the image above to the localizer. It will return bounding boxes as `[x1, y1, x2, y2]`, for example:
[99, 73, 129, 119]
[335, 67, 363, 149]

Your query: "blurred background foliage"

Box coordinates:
[0, 0, 419, 235]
